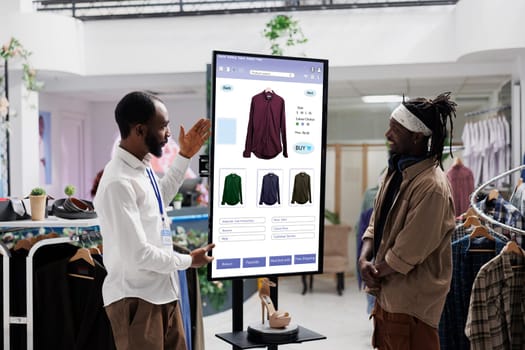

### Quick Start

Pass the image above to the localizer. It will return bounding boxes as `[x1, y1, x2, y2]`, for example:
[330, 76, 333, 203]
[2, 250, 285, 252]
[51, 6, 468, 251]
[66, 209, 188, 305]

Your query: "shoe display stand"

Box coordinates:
[216, 278, 326, 349]
[0, 216, 99, 350]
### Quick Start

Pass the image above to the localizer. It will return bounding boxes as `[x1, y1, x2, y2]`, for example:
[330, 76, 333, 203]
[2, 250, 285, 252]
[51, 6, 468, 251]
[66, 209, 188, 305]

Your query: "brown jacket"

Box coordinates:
[363, 157, 455, 328]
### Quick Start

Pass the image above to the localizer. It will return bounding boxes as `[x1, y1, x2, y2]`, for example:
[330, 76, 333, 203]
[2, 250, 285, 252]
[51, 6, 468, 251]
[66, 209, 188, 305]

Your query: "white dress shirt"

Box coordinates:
[94, 147, 192, 306]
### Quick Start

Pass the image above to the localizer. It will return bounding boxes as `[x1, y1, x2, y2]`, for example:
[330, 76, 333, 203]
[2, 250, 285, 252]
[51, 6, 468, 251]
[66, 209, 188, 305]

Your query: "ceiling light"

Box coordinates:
[361, 95, 405, 103]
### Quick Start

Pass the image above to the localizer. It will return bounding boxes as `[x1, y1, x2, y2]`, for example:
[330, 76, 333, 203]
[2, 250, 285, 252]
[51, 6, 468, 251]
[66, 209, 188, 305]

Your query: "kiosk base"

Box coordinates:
[247, 323, 299, 344]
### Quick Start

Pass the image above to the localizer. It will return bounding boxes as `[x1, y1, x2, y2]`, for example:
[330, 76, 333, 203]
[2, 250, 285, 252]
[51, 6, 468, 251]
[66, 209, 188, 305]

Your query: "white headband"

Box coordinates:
[390, 104, 432, 136]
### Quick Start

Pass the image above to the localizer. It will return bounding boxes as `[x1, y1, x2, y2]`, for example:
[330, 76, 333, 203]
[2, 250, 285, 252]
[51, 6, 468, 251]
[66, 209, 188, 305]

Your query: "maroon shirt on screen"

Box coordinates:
[243, 90, 288, 159]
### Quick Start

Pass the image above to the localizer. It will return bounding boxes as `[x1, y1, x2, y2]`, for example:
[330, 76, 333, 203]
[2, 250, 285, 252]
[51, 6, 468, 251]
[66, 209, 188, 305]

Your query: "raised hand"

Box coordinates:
[178, 118, 211, 158]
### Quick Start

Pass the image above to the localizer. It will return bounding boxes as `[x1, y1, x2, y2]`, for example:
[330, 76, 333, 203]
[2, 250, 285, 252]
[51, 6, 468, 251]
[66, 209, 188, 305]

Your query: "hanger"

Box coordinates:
[88, 246, 101, 255]
[68, 248, 95, 280]
[488, 189, 499, 201]
[14, 239, 32, 251]
[69, 247, 95, 266]
[470, 225, 495, 241]
[501, 241, 525, 269]
[453, 157, 463, 167]
[501, 240, 524, 255]
[463, 216, 481, 229]
[463, 207, 478, 220]
[264, 87, 273, 93]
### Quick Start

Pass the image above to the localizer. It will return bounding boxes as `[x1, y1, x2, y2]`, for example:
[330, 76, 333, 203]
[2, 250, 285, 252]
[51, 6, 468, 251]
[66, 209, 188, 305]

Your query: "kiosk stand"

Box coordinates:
[216, 278, 326, 349]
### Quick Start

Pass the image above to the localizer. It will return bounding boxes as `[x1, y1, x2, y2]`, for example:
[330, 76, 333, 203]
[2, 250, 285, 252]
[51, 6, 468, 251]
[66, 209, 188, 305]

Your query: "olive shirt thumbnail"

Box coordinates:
[291, 172, 311, 204]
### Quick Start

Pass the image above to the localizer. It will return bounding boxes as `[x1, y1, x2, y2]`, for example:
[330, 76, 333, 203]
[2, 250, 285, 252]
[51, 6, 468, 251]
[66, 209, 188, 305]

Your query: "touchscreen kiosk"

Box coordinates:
[209, 50, 328, 279]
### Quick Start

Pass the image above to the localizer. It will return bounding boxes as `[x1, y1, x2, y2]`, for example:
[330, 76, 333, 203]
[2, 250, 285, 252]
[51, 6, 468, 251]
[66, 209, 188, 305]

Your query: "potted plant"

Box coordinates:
[29, 187, 46, 221]
[63, 184, 93, 212]
[263, 14, 308, 56]
[173, 193, 184, 210]
[64, 184, 75, 197]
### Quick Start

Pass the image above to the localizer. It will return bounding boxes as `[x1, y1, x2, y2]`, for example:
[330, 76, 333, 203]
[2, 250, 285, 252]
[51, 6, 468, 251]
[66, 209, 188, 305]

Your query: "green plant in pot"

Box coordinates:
[263, 14, 308, 56]
[64, 184, 76, 197]
[63, 184, 93, 212]
[173, 192, 184, 210]
[29, 187, 47, 221]
[324, 209, 340, 225]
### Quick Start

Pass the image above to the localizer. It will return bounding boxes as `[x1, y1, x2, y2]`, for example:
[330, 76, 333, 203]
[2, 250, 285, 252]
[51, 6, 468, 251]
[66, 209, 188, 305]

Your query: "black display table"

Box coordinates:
[216, 326, 326, 349]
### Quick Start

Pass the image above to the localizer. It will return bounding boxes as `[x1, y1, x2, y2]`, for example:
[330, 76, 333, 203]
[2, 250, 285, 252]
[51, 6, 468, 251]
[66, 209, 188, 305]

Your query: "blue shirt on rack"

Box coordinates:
[439, 233, 506, 350]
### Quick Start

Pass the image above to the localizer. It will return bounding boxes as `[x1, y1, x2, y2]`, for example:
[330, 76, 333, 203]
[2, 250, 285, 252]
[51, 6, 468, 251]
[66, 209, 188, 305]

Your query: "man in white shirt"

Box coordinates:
[94, 91, 214, 350]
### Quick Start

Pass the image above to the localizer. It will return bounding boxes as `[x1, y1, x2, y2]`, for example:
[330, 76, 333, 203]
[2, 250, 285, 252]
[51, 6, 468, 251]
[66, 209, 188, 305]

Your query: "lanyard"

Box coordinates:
[146, 168, 165, 223]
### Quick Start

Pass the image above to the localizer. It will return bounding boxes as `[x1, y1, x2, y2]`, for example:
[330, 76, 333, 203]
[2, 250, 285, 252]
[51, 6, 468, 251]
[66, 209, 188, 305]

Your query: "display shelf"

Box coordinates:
[168, 206, 208, 223]
[0, 216, 99, 228]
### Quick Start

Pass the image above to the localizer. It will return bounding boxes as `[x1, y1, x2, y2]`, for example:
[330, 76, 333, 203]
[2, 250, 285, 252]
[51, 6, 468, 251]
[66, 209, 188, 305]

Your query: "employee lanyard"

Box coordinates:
[146, 168, 165, 224]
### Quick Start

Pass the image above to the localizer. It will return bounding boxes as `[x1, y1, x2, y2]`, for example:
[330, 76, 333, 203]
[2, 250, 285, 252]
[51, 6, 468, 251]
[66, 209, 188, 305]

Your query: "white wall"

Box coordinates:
[3, 0, 525, 196]
[90, 96, 207, 178]
[38, 93, 92, 198]
[1, 0, 524, 76]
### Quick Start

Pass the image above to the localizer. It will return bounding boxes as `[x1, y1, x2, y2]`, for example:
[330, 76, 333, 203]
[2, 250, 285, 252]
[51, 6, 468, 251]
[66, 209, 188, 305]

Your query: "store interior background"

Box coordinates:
[2, 0, 525, 328]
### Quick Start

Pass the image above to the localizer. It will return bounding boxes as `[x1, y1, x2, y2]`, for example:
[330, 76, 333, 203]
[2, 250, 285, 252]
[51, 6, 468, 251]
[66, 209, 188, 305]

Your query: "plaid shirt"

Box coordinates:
[452, 222, 471, 242]
[476, 196, 525, 243]
[439, 234, 506, 350]
[465, 253, 525, 349]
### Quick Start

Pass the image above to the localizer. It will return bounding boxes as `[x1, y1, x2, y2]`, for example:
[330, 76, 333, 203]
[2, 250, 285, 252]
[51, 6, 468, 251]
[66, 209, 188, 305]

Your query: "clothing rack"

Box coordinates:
[464, 104, 511, 118]
[0, 241, 11, 350]
[469, 164, 525, 235]
[0, 216, 99, 350]
[26, 236, 73, 350]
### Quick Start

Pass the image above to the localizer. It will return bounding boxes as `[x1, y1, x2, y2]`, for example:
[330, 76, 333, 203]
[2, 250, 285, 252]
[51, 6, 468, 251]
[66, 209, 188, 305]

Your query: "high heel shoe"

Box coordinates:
[259, 278, 291, 329]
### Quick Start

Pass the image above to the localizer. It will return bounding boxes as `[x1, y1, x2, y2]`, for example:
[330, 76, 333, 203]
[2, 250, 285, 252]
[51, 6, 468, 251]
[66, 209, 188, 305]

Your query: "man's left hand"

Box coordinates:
[190, 243, 215, 268]
[178, 118, 211, 159]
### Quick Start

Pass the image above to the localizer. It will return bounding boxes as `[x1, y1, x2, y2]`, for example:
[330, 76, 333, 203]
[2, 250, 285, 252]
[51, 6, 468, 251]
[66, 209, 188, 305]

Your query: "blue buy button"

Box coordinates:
[294, 254, 316, 264]
[269, 255, 292, 266]
[217, 258, 241, 269]
[243, 257, 266, 268]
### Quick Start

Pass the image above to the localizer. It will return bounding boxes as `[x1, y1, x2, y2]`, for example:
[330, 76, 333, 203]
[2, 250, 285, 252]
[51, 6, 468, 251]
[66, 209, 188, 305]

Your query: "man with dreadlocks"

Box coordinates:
[358, 92, 457, 349]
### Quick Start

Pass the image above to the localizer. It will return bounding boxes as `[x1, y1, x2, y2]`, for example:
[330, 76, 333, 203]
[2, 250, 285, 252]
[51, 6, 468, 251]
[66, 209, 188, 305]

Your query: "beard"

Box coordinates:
[145, 132, 164, 158]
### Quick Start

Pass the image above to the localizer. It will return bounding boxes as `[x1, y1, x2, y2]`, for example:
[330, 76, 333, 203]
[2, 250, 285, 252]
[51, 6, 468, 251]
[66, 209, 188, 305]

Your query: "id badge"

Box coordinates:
[161, 227, 173, 251]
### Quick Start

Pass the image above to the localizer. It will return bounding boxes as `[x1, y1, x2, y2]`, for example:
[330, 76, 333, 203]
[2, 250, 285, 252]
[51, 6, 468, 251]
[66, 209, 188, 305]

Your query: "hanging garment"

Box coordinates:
[34, 254, 116, 350]
[446, 163, 475, 217]
[221, 173, 243, 205]
[243, 90, 288, 159]
[173, 243, 204, 350]
[465, 253, 525, 349]
[510, 182, 525, 216]
[461, 115, 510, 187]
[461, 123, 474, 174]
[502, 116, 511, 173]
[438, 234, 506, 350]
[493, 117, 507, 187]
[479, 120, 491, 184]
[259, 173, 280, 205]
[476, 194, 525, 240]
[291, 172, 311, 204]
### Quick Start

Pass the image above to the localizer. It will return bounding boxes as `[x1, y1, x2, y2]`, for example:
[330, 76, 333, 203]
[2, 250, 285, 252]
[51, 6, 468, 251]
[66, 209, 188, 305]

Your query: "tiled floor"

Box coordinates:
[203, 274, 373, 349]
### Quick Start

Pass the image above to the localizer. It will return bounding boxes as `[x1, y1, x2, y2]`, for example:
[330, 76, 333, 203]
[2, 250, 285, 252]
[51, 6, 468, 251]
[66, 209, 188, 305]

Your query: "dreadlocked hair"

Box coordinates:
[403, 92, 457, 169]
